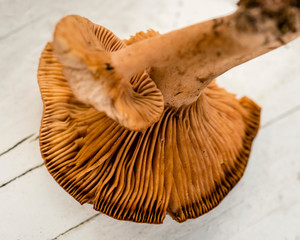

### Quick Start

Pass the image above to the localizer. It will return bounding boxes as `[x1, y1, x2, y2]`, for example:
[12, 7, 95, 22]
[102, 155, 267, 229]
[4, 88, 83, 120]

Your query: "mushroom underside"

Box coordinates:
[38, 39, 260, 223]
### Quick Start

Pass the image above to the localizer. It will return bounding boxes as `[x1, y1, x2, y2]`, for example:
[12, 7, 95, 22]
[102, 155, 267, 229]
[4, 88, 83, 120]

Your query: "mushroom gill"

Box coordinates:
[38, 0, 300, 223]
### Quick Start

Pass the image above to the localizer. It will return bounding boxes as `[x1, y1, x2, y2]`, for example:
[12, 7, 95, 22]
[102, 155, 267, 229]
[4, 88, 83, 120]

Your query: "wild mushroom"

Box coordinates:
[38, 0, 300, 223]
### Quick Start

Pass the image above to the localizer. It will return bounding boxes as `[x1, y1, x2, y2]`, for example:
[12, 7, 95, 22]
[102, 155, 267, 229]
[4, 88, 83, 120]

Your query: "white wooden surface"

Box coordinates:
[1, 0, 300, 239]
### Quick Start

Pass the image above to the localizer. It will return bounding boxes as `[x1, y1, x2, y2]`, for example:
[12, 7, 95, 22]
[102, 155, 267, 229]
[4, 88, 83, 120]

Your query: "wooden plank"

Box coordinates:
[0, 133, 41, 187]
[0, 15, 49, 153]
[0, 165, 96, 240]
[0, 0, 54, 39]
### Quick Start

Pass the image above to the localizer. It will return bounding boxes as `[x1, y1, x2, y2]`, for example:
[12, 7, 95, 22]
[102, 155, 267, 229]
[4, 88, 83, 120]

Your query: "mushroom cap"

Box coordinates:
[52, 15, 164, 131]
[38, 17, 261, 223]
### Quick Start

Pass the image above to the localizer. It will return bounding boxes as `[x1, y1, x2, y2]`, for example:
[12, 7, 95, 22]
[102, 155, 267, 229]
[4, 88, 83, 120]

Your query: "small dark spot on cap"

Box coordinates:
[105, 63, 114, 71]
[216, 51, 222, 57]
[174, 91, 183, 96]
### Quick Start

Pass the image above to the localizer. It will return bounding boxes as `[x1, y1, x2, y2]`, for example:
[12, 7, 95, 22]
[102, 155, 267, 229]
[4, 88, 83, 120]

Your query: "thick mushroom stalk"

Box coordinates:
[53, 16, 164, 131]
[53, 0, 300, 130]
[111, 0, 300, 106]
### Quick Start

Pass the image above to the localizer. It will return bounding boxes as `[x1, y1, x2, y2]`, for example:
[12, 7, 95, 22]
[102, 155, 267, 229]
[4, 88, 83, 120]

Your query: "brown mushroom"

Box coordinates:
[38, 0, 300, 223]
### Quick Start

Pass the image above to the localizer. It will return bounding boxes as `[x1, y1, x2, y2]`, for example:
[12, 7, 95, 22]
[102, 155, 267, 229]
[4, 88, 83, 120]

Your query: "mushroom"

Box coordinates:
[38, 0, 300, 223]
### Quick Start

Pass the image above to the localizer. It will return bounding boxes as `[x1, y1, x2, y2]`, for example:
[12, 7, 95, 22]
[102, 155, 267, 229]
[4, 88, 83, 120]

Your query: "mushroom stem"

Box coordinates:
[111, 0, 300, 107]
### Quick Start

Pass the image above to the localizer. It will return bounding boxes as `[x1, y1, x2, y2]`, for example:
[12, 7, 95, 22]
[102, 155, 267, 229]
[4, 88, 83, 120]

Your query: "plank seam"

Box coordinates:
[51, 213, 101, 240]
[0, 163, 44, 188]
[0, 133, 36, 158]
[261, 105, 300, 128]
